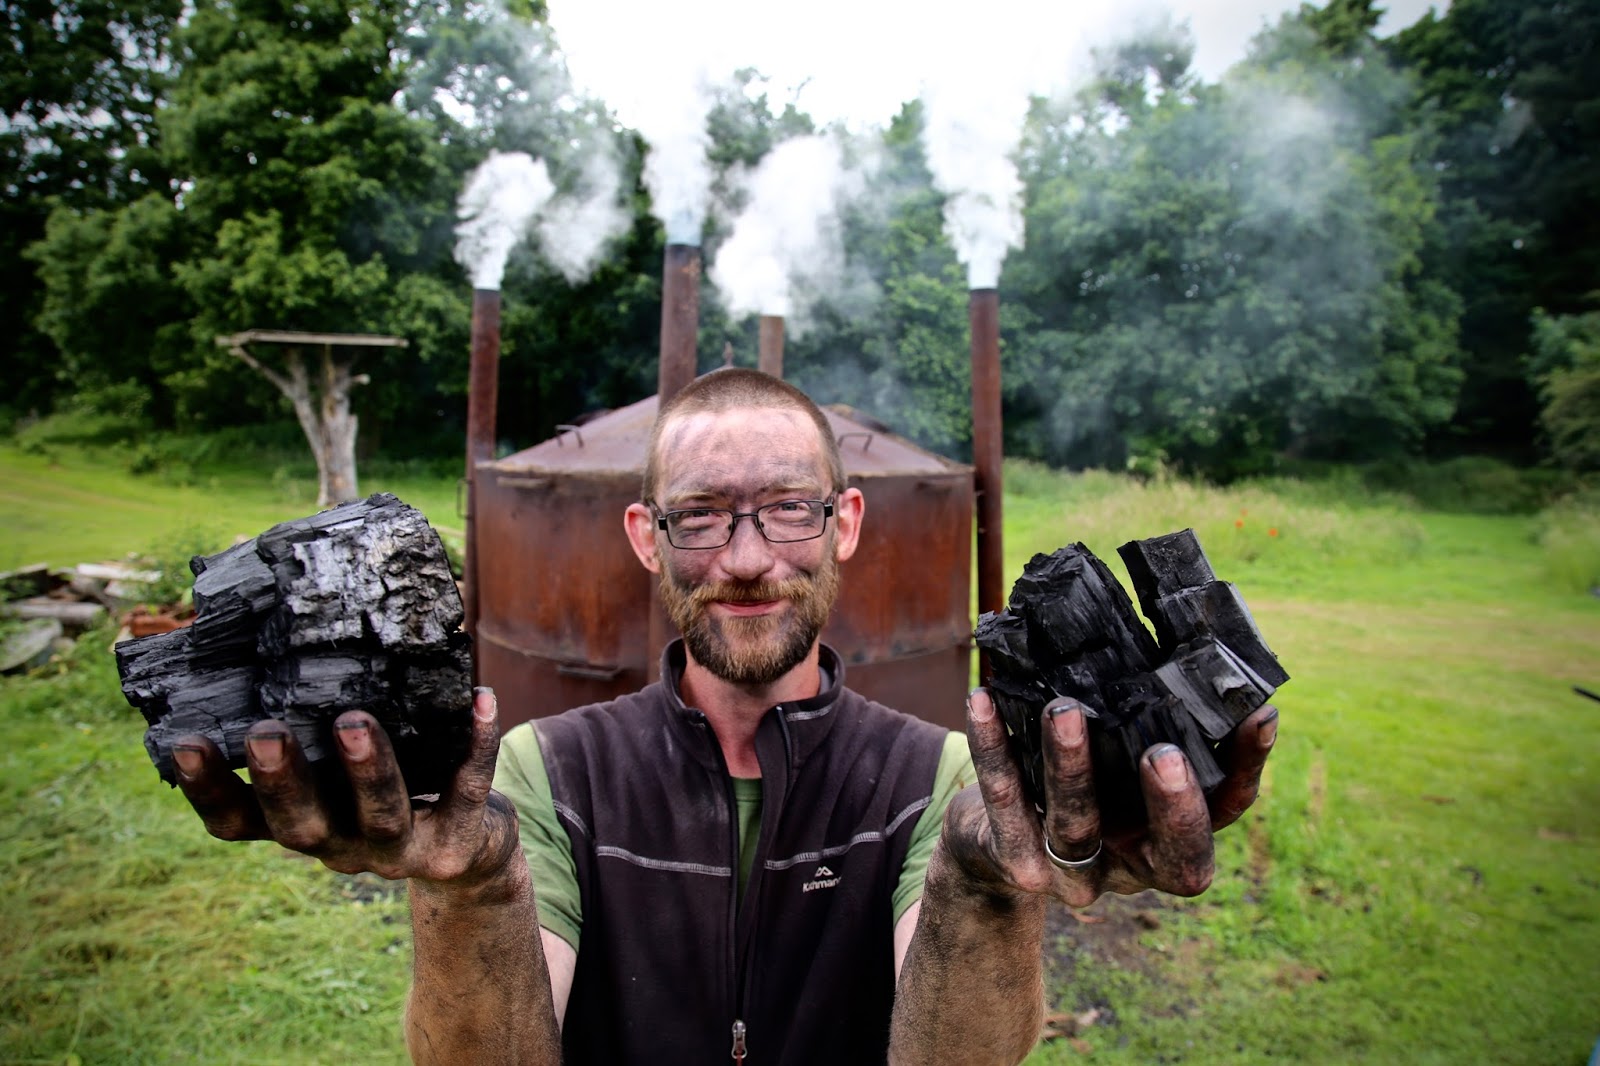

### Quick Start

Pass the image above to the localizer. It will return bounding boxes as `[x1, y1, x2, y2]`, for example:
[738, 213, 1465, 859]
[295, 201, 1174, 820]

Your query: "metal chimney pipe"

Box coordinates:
[464, 288, 501, 656]
[970, 287, 1004, 676]
[758, 314, 785, 379]
[658, 243, 701, 406]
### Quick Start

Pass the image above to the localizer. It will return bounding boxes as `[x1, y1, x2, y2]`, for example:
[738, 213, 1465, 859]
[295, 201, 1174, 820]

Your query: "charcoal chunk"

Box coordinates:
[974, 532, 1286, 817]
[116, 493, 473, 797]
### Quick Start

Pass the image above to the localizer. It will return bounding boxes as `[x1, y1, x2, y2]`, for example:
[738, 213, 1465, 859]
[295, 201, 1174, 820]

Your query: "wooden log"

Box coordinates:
[116, 493, 473, 796]
[3, 599, 106, 627]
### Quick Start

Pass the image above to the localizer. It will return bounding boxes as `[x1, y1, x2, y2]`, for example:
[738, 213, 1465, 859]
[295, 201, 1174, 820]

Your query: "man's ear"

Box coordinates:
[832, 486, 865, 564]
[624, 502, 662, 574]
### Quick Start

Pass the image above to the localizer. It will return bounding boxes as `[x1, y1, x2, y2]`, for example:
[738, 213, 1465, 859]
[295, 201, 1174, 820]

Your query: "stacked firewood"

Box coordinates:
[975, 530, 1287, 823]
[115, 494, 473, 798]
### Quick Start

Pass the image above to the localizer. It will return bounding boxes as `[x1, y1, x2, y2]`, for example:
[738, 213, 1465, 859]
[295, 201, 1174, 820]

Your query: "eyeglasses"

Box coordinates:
[653, 498, 835, 550]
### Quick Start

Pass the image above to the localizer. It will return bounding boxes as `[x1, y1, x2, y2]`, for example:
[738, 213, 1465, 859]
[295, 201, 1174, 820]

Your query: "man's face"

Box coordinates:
[651, 407, 842, 687]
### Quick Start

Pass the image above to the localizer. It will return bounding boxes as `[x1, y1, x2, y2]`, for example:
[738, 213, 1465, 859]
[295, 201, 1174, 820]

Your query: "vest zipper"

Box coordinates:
[694, 710, 748, 1061]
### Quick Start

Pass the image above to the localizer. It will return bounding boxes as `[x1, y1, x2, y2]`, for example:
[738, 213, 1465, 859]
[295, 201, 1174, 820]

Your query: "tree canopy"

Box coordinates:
[8, 0, 1597, 479]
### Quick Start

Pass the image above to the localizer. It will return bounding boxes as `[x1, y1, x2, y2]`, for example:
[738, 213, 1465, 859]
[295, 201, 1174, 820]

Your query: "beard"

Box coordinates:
[659, 553, 840, 687]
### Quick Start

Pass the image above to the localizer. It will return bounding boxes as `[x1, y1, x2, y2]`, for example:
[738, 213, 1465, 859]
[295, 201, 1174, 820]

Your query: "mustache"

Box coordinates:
[682, 576, 816, 610]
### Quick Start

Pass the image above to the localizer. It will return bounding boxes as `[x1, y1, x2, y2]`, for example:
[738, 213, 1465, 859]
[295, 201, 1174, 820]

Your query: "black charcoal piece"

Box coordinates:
[1154, 638, 1275, 742]
[1117, 529, 1216, 610]
[187, 539, 277, 666]
[255, 494, 463, 658]
[975, 531, 1286, 816]
[1010, 545, 1160, 675]
[116, 493, 473, 798]
[1146, 582, 1289, 687]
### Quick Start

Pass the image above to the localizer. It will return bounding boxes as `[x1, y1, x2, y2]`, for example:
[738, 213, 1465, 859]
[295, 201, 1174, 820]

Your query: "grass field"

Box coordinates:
[2, 441, 1598, 1064]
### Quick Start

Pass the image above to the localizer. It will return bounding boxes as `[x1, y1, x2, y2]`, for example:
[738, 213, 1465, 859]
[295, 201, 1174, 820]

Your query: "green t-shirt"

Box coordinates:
[495, 722, 975, 952]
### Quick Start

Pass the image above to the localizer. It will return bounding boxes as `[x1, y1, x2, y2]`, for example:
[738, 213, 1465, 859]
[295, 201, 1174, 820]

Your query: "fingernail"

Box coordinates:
[1258, 708, 1279, 750]
[1050, 704, 1085, 744]
[966, 691, 994, 723]
[246, 733, 284, 772]
[1148, 743, 1188, 790]
[173, 745, 203, 780]
[335, 719, 372, 760]
[474, 687, 497, 723]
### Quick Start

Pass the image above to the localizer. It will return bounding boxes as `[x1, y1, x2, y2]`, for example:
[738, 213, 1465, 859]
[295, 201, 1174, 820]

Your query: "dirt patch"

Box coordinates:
[1043, 890, 1171, 985]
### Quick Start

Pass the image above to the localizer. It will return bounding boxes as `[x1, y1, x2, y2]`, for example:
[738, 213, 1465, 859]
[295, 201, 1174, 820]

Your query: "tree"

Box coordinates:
[1392, 0, 1600, 458]
[1001, 11, 1460, 478]
[217, 330, 408, 505]
[1528, 310, 1600, 472]
[1, 0, 182, 421]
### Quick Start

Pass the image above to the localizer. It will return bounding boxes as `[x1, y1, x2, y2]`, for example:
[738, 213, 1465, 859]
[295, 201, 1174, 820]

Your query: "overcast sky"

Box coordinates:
[546, 0, 1449, 131]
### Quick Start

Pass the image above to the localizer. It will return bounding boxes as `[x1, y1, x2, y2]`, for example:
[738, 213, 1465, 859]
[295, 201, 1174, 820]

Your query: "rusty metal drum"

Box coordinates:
[473, 394, 974, 731]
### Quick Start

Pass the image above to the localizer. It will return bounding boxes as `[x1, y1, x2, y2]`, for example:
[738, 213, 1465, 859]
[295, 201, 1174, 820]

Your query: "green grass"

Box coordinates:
[3, 445, 1599, 1064]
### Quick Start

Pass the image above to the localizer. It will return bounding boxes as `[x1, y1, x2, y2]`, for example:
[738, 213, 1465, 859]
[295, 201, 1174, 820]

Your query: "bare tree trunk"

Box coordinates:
[319, 345, 360, 506]
[227, 344, 365, 509]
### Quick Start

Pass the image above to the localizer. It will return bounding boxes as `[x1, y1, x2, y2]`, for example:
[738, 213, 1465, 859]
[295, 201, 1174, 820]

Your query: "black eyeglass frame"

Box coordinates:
[651, 497, 837, 550]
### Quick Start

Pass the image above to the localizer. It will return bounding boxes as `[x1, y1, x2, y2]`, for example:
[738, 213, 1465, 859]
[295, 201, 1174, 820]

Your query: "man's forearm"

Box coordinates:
[405, 855, 561, 1065]
[889, 843, 1048, 1066]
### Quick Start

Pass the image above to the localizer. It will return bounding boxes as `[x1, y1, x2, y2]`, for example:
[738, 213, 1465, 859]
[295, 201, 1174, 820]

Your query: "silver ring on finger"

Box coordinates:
[1044, 835, 1102, 871]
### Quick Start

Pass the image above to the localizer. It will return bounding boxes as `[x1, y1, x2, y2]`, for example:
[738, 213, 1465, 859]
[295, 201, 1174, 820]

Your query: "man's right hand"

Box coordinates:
[171, 688, 521, 890]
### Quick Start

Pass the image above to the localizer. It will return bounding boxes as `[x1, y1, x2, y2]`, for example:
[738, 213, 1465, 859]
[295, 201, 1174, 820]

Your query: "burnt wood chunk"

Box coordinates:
[974, 532, 1286, 820]
[1116, 529, 1216, 607]
[115, 493, 472, 797]
[1153, 639, 1275, 742]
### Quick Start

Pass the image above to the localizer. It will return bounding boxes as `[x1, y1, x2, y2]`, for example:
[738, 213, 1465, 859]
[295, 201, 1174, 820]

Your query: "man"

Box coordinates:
[171, 368, 1276, 1065]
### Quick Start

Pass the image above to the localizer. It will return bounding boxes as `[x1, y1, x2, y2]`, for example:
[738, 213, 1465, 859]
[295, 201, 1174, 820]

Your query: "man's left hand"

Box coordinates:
[943, 690, 1277, 908]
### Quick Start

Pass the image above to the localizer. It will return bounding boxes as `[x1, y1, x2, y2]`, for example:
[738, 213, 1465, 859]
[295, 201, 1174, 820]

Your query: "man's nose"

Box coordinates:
[718, 514, 776, 580]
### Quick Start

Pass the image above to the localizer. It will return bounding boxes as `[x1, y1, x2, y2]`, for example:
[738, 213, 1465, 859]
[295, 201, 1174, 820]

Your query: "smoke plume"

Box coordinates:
[710, 133, 860, 328]
[547, 1, 718, 245]
[453, 150, 556, 291]
[537, 141, 631, 283]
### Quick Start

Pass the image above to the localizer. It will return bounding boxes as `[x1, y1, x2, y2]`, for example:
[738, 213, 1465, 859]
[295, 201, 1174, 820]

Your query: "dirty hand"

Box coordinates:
[942, 690, 1276, 908]
[171, 689, 520, 888]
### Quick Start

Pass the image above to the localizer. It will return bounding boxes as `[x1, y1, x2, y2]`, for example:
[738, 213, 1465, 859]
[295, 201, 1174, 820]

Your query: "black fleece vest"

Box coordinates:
[534, 641, 949, 1066]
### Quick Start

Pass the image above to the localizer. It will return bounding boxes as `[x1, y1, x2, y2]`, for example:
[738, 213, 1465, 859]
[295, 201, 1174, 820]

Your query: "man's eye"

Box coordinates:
[771, 501, 805, 513]
[674, 510, 721, 529]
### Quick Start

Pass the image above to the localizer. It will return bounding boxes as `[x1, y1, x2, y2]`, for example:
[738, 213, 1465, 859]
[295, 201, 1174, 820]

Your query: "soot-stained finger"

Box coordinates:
[1137, 743, 1214, 897]
[1040, 700, 1102, 861]
[1208, 705, 1277, 830]
[436, 688, 505, 846]
[172, 734, 269, 842]
[334, 711, 412, 848]
[965, 689, 1031, 817]
[244, 720, 334, 856]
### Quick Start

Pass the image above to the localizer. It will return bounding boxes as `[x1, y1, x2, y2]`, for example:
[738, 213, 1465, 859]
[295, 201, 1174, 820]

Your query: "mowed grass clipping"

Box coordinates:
[2, 448, 1598, 1064]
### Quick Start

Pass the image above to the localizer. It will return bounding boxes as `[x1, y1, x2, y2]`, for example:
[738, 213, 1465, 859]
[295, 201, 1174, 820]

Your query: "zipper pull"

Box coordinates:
[730, 1019, 748, 1064]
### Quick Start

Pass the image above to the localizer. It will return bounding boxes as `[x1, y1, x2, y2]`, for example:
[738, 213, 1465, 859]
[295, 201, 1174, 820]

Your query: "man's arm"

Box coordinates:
[173, 690, 565, 1065]
[889, 692, 1277, 1065]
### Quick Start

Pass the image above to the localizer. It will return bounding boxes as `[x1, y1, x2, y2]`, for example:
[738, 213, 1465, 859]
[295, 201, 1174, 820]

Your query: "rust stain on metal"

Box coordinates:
[463, 288, 502, 657]
[657, 244, 701, 407]
[758, 314, 785, 379]
[969, 287, 1003, 679]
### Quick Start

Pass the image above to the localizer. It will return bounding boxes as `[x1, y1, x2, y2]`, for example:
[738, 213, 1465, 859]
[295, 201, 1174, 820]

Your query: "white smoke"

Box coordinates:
[547, 1, 719, 245]
[710, 134, 860, 327]
[454, 150, 555, 291]
[537, 139, 631, 283]
[920, 79, 1029, 290]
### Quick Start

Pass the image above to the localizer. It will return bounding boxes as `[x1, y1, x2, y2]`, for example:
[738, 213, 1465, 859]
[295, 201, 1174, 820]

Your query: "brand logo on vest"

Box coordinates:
[803, 865, 842, 892]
